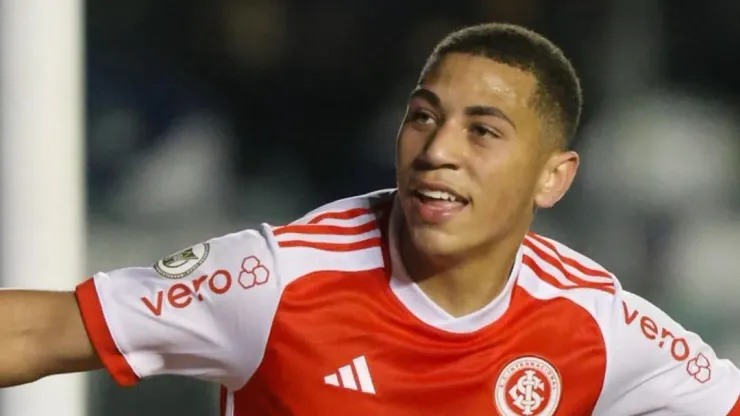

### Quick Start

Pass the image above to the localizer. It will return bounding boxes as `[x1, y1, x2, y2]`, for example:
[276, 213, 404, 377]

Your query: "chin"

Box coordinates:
[406, 224, 470, 259]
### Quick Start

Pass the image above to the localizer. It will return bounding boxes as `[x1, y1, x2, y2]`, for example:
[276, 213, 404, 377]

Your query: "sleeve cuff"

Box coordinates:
[75, 277, 140, 387]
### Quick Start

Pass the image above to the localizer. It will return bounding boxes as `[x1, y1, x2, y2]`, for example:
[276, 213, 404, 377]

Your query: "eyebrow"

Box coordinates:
[464, 106, 516, 130]
[408, 87, 441, 108]
[408, 87, 517, 130]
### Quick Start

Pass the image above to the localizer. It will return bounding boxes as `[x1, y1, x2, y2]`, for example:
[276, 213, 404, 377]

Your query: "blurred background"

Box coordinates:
[3, 0, 740, 414]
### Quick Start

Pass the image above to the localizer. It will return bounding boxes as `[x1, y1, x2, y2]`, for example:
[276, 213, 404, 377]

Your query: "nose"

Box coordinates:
[414, 119, 464, 171]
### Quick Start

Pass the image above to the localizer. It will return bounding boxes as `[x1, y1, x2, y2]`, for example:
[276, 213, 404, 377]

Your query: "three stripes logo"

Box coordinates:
[324, 355, 376, 394]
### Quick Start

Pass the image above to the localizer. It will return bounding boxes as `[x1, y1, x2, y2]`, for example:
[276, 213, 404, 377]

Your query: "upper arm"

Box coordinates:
[74, 225, 282, 390]
[594, 290, 740, 415]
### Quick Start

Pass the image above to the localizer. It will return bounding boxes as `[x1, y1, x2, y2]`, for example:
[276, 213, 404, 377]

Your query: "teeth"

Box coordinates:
[417, 189, 460, 202]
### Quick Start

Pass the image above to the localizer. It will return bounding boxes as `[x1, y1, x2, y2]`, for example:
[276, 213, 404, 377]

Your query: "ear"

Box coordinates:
[534, 150, 579, 209]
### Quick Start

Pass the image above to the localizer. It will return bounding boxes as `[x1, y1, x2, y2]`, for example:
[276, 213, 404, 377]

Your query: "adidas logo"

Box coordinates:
[323, 355, 376, 394]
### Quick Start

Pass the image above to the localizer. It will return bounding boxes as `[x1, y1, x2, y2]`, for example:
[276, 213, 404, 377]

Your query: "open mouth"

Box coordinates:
[408, 185, 470, 224]
[413, 188, 469, 205]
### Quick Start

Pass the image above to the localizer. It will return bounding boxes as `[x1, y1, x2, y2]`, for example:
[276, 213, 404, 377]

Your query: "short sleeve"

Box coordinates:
[594, 290, 740, 415]
[75, 225, 281, 390]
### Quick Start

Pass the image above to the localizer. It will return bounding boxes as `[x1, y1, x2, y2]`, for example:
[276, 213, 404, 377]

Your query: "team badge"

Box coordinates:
[154, 243, 210, 279]
[494, 356, 561, 416]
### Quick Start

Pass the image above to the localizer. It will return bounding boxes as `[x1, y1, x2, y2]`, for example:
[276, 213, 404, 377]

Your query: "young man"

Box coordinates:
[1, 23, 738, 416]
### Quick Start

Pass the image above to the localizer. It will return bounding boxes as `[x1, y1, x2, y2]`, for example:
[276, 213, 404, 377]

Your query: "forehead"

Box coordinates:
[420, 53, 539, 115]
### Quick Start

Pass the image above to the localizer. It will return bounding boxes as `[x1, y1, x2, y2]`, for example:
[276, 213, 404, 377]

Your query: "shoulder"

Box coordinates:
[517, 232, 620, 313]
[515, 232, 665, 342]
[284, 189, 396, 226]
[515, 232, 691, 352]
[516, 233, 740, 412]
[511, 232, 623, 365]
[267, 189, 396, 285]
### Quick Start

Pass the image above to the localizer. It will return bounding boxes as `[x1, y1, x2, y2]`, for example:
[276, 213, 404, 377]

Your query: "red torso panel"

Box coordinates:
[231, 268, 606, 416]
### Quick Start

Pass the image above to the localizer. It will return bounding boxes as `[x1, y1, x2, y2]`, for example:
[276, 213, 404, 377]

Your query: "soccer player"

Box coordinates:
[1, 23, 739, 416]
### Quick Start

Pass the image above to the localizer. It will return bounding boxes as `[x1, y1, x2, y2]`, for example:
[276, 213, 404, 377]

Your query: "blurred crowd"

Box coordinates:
[84, 0, 740, 414]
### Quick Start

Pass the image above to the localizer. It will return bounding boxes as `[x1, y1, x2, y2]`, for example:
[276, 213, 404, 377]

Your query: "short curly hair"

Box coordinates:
[420, 23, 582, 149]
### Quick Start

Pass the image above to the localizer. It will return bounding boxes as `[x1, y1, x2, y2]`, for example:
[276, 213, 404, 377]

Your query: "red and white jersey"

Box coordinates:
[76, 189, 740, 416]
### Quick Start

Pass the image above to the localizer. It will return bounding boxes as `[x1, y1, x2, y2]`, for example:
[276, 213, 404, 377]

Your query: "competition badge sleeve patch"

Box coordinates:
[154, 243, 210, 279]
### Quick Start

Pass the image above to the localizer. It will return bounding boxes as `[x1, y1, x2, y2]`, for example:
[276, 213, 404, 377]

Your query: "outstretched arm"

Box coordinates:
[0, 290, 101, 387]
[0, 226, 281, 390]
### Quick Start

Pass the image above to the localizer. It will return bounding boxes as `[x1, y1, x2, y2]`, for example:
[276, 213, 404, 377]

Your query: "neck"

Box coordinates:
[399, 225, 525, 318]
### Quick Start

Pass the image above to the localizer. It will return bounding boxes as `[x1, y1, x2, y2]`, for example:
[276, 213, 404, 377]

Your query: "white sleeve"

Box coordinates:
[75, 225, 281, 390]
[594, 290, 740, 415]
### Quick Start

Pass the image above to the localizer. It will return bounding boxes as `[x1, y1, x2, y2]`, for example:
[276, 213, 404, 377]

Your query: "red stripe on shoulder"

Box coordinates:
[273, 220, 378, 237]
[276, 192, 393, 252]
[307, 207, 371, 224]
[278, 237, 381, 252]
[527, 233, 612, 278]
[522, 255, 572, 291]
[522, 254, 615, 294]
[523, 238, 614, 291]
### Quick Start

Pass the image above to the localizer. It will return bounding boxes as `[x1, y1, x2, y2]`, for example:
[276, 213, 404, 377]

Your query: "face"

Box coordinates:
[396, 53, 578, 259]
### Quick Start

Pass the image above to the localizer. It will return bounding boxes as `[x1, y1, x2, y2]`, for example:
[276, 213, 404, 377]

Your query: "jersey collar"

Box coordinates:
[386, 198, 523, 333]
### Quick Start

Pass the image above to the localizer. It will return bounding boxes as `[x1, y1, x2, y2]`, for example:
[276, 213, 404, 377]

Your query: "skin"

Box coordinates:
[395, 53, 580, 317]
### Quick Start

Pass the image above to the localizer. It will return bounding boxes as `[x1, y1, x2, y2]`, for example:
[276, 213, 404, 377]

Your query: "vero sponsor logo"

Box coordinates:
[622, 300, 712, 383]
[141, 256, 270, 316]
[621, 300, 691, 361]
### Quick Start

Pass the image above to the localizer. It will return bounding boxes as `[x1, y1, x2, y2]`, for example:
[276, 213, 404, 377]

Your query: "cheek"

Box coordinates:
[396, 127, 425, 166]
[472, 156, 539, 214]
[471, 184, 533, 238]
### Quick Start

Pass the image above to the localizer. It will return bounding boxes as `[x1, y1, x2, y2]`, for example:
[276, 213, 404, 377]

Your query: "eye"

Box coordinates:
[406, 109, 437, 127]
[470, 124, 502, 140]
